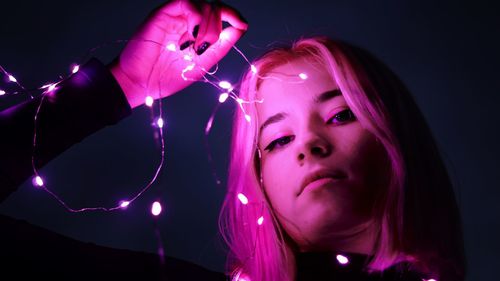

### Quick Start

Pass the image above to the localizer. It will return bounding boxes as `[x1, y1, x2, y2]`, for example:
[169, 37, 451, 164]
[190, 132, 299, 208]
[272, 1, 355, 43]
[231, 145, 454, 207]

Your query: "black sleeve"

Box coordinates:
[0, 58, 132, 202]
[0, 59, 227, 280]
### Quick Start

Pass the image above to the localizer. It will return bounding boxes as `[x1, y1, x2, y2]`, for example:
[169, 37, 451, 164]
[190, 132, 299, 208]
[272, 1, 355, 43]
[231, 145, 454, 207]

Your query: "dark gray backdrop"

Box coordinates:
[1, 0, 498, 280]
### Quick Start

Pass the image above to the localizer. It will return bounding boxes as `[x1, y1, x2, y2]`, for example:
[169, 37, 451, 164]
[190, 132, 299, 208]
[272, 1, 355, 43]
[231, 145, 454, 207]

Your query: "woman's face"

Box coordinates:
[256, 58, 390, 251]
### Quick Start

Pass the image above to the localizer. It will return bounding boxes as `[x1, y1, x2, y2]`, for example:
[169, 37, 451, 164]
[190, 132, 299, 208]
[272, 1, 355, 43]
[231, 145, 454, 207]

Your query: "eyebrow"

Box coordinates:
[259, 89, 342, 134]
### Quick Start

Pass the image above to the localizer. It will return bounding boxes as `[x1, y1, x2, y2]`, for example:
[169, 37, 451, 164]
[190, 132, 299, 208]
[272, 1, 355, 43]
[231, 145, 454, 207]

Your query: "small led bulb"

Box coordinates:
[72, 65, 80, 74]
[157, 118, 164, 128]
[0, 90, 6, 96]
[257, 216, 264, 225]
[237, 193, 248, 205]
[151, 201, 162, 216]
[251, 65, 258, 74]
[298, 73, 308, 80]
[48, 84, 56, 92]
[8, 75, 17, 83]
[120, 201, 130, 208]
[245, 115, 251, 122]
[145, 96, 154, 107]
[219, 31, 230, 41]
[336, 254, 349, 265]
[218, 81, 232, 90]
[218, 93, 229, 103]
[166, 43, 176, 52]
[32, 176, 44, 187]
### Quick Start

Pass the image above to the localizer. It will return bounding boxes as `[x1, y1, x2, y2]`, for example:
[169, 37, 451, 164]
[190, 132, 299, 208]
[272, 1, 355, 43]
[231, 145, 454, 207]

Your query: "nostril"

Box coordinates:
[298, 153, 305, 161]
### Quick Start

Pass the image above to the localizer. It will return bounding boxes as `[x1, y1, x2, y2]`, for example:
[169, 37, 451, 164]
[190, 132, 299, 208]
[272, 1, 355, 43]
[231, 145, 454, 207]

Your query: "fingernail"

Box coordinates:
[192, 25, 199, 38]
[180, 40, 194, 50]
[196, 42, 210, 55]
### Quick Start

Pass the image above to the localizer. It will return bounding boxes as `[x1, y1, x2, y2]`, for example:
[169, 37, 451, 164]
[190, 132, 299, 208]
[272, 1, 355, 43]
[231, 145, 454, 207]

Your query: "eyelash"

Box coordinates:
[263, 109, 356, 152]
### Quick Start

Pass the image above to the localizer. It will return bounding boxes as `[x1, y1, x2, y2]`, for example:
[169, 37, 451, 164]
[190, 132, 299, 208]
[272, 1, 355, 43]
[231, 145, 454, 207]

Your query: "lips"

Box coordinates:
[299, 169, 347, 195]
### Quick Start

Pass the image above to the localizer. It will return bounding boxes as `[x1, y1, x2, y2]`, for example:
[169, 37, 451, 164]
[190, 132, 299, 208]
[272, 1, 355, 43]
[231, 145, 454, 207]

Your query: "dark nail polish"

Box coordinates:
[196, 42, 210, 55]
[192, 25, 199, 38]
[180, 40, 194, 50]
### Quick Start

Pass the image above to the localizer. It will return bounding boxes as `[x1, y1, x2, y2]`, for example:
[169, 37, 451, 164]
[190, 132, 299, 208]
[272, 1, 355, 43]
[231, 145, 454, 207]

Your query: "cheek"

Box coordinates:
[344, 130, 390, 206]
[261, 156, 296, 217]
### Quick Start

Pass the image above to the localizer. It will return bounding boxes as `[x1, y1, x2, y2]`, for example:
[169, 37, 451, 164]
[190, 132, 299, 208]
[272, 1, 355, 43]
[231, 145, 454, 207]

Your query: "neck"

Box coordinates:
[301, 219, 378, 255]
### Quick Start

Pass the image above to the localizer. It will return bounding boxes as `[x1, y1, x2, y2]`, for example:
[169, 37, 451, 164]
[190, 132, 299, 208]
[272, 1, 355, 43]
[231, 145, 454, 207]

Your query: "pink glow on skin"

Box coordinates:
[151, 201, 162, 216]
[237, 193, 249, 205]
[256, 58, 390, 252]
[336, 254, 349, 265]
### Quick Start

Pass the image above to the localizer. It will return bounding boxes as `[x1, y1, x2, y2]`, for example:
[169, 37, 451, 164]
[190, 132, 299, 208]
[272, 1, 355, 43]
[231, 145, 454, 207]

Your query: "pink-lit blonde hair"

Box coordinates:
[219, 37, 465, 281]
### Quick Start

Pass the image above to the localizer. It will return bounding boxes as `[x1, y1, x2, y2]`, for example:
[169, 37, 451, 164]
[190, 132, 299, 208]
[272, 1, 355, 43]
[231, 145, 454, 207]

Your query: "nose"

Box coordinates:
[297, 131, 332, 162]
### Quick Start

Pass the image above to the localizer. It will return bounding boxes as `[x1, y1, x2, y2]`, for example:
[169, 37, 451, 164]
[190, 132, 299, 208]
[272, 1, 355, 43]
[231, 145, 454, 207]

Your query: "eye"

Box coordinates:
[328, 109, 356, 124]
[264, 135, 295, 152]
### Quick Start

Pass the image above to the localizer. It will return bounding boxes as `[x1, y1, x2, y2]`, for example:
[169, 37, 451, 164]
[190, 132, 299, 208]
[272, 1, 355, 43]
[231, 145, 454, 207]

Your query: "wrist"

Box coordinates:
[108, 61, 143, 109]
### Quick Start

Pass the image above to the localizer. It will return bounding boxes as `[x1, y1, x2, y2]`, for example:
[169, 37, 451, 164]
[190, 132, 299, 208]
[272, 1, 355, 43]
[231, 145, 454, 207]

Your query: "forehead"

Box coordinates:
[256, 58, 338, 115]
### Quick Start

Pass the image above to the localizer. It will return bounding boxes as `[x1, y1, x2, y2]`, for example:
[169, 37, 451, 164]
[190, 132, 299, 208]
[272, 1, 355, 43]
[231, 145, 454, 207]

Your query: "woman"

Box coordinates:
[219, 38, 466, 281]
[1, 1, 465, 280]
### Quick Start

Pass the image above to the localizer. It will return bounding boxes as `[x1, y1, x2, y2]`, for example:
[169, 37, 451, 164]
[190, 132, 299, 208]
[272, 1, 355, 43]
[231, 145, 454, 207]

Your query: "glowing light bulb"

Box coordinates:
[120, 201, 130, 208]
[245, 115, 251, 122]
[157, 118, 164, 128]
[183, 54, 193, 61]
[218, 81, 232, 90]
[0, 90, 5, 96]
[219, 93, 229, 103]
[299, 73, 308, 80]
[250, 65, 257, 74]
[32, 176, 44, 187]
[336, 254, 349, 265]
[426, 279, 437, 281]
[166, 43, 176, 52]
[8, 75, 17, 83]
[72, 65, 80, 74]
[219, 30, 230, 41]
[237, 193, 248, 205]
[257, 216, 264, 225]
[145, 96, 154, 107]
[151, 201, 162, 216]
[47, 84, 56, 92]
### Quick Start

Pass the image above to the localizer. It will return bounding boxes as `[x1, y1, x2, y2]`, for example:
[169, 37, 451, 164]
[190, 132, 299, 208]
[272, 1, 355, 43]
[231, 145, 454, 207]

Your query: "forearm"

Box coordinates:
[0, 58, 132, 202]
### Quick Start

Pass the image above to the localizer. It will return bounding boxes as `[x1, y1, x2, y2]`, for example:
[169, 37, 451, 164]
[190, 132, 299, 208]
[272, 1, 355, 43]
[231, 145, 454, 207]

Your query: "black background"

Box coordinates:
[0, 0, 499, 279]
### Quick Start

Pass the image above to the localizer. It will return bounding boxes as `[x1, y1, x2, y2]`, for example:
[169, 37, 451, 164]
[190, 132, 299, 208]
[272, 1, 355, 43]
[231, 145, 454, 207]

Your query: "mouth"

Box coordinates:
[299, 169, 347, 195]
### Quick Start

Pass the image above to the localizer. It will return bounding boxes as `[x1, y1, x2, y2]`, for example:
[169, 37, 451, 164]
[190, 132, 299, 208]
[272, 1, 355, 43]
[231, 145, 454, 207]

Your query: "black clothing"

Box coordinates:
[0, 58, 428, 280]
[0, 59, 225, 280]
[296, 251, 429, 281]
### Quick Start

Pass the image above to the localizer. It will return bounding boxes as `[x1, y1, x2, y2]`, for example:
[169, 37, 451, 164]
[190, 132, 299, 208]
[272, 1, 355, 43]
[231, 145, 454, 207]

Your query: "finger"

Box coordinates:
[197, 26, 245, 67]
[220, 3, 248, 31]
[194, 4, 222, 54]
[144, 0, 201, 43]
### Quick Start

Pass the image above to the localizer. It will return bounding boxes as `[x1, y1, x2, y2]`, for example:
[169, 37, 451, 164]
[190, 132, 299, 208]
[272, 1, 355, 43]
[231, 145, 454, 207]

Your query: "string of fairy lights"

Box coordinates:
[6, 28, 430, 281]
[0, 33, 443, 281]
